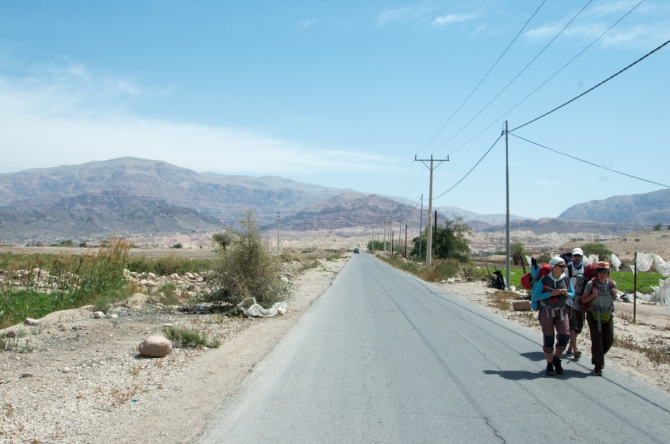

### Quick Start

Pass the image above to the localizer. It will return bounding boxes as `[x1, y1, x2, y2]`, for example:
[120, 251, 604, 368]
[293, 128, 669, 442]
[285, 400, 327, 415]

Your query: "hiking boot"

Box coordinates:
[565, 348, 573, 356]
[546, 362, 555, 376]
[593, 365, 603, 376]
[573, 350, 582, 359]
[553, 356, 564, 375]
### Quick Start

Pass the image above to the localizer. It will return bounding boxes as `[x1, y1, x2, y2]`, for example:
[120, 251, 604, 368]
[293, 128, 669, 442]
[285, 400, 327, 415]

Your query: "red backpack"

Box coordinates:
[583, 262, 599, 281]
[520, 264, 551, 290]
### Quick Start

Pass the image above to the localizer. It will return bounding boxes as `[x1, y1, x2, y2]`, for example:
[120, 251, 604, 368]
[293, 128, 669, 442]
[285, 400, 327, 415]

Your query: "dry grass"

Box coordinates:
[488, 291, 517, 311]
[613, 334, 670, 366]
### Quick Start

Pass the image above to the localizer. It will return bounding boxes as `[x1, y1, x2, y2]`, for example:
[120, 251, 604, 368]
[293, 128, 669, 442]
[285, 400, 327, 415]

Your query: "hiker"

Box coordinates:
[531, 256, 574, 376]
[566, 248, 586, 359]
[582, 261, 618, 376]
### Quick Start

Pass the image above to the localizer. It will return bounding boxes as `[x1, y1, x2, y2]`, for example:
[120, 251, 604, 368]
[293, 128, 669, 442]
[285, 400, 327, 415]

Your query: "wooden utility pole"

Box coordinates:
[434, 210, 438, 259]
[277, 212, 280, 254]
[404, 225, 408, 258]
[415, 155, 449, 266]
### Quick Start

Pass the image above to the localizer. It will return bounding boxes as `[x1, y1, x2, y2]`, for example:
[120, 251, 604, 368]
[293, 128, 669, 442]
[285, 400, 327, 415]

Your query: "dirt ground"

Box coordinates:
[0, 256, 350, 443]
[561, 229, 670, 263]
[440, 280, 670, 392]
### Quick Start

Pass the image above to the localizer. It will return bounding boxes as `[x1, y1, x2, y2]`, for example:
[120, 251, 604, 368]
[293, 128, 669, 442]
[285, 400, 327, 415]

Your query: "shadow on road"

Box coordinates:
[483, 369, 590, 380]
[520, 351, 546, 362]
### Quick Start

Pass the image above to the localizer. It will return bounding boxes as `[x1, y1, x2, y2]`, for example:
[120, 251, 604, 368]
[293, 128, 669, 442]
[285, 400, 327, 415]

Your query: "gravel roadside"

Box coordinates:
[0, 256, 350, 443]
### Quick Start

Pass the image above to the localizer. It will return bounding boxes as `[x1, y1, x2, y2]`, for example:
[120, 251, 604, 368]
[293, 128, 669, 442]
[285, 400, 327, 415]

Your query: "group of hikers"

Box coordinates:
[529, 248, 618, 377]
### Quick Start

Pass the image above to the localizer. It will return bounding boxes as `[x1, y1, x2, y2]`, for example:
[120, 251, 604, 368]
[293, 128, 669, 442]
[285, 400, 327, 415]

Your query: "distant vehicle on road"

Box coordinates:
[353, 248, 360, 254]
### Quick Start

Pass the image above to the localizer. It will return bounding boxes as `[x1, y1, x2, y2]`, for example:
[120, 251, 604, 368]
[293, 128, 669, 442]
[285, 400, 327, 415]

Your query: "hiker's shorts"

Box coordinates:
[569, 308, 585, 334]
[539, 307, 570, 354]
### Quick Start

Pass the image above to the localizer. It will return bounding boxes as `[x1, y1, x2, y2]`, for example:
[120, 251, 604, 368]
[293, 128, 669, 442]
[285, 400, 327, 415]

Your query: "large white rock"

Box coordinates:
[93, 311, 105, 319]
[24, 318, 41, 326]
[138, 335, 172, 358]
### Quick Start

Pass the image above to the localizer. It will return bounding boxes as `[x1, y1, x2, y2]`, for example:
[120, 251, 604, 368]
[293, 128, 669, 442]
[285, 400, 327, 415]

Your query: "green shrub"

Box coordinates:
[172, 243, 183, 249]
[537, 253, 552, 263]
[207, 211, 291, 308]
[580, 242, 613, 257]
[162, 327, 220, 348]
[0, 238, 131, 328]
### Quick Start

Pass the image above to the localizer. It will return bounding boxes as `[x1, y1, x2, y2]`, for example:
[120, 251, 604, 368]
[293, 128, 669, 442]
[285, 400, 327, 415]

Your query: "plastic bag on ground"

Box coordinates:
[610, 254, 621, 271]
[237, 298, 288, 317]
[653, 255, 670, 277]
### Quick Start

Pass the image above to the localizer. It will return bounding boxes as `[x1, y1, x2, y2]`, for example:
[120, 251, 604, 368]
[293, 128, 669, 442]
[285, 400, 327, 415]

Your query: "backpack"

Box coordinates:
[583, 262, 599, 281]
[520, 264, 550, 290]
[583, 277, 616, 331]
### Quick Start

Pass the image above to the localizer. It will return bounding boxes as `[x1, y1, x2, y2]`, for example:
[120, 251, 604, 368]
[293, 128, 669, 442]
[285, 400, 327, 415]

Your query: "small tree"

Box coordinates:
[410, 217, 471, 262]
[208, 211, 291, 308]
[580, 242, 612, 257]
[212, 230, 235, 250]
[510, 242, 526, 273]
[653, 222, 663, 231]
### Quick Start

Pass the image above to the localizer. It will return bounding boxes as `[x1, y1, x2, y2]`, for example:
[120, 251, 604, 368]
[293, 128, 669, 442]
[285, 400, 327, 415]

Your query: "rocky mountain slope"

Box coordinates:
[261, 193, 438, 232]
[0, 191, 222, 243]
[559, 188, 670, 224]
[436, 206, 527, 225]
[0, 157, 353, 225]
[477, 217, 645, 236]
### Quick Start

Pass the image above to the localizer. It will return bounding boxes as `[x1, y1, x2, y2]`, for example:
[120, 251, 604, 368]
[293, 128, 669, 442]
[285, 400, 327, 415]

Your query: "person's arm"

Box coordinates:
[610, 279, 618, 296]
[531, 280, 550, 303]
[566, 280, 575, 300]
[581, 281, 597, 304]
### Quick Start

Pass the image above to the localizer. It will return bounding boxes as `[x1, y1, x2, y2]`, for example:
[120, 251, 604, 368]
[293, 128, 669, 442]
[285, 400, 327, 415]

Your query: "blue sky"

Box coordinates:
[0, 0, 668, 218]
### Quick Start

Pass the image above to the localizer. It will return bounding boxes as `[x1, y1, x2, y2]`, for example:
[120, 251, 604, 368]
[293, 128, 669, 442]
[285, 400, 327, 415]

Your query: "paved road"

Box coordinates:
[200, 254, 670, 443]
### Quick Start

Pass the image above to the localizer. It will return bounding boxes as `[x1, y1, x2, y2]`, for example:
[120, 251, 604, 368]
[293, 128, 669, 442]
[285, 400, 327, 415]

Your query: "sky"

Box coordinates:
[0, 0, 668, 219]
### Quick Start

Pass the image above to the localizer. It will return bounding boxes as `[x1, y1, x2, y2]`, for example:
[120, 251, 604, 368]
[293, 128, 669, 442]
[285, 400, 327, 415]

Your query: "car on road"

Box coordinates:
[353, 248, 359, 254]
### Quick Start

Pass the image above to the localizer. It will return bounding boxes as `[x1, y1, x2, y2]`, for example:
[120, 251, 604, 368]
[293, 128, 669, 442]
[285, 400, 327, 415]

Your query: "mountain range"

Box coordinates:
[559, 188, 670, 224]
[0, 157, 667, 244]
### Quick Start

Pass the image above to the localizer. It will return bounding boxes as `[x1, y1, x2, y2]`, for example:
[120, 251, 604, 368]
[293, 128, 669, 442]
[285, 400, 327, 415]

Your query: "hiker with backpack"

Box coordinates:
[582, 261, 618, 376]
[531, 256, 575, 376]
[566, 248, 586, 359]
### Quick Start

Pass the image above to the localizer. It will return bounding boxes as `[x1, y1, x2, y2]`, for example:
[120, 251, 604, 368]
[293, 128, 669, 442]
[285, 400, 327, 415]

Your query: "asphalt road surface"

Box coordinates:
[200, 253, 670, 443]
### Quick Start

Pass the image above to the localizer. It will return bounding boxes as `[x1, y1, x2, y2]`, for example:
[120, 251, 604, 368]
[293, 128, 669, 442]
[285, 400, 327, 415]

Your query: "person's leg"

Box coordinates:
[552, 309, 570, 374]
[539, 310, 555, 361]
[586, 313, 605, 371]
[602, 318, 614, 365]
[554, 309, 569, 357]
[568, 310, 577, 354]
[572, 310, 585, 358]
[539, 310, 556, 375]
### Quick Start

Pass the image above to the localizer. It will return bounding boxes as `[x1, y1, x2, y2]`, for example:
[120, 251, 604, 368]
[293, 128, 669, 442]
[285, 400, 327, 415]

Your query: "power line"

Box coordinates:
[511, 133, 670, 188]
[398, 195, 423, 223]
[442, 0, 645, 157]
[433, 133, 504, 200]
[511, 36, 670, 132]
[432, 0, 594, 156]
[415, 0, 547, 156]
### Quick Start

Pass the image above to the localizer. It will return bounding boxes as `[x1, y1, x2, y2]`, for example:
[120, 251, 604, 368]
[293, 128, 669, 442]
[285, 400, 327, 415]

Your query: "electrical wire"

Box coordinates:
[432, 0, 594, 156]
[511, 133, 670, 188]
[433, 133, 504, 200]
[438, 0, 645, 158]
[415, 0, 547, 156]
[511, 37, 670, 132]
[398, 195, 423, 223]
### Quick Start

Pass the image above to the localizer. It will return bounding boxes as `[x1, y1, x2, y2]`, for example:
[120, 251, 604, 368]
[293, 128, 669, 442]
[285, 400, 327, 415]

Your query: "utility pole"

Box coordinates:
[415, 155, 449, 266]
[505, 121, 511, 290]
[382, 216, 388, 256]
[391, 230, 394, 256]
[419, 194, 423, 262]
[277, 212, 281, 254]
[404, 225, 408, 258]
[434, 210, 438, 257]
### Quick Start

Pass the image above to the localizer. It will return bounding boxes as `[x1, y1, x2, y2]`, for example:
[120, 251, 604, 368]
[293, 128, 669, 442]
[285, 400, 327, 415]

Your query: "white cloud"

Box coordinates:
[432, 13, 475, 27]
[0, 64, 400, 176]
[524, 23, 563, 40]
[376, 7, 418, 26]
[296, 19, 317, 31]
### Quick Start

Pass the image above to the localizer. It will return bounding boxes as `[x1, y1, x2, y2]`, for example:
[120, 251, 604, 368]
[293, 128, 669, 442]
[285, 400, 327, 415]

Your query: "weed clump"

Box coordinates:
[162, 327, 220, 348]
[207, 211, 291, 309]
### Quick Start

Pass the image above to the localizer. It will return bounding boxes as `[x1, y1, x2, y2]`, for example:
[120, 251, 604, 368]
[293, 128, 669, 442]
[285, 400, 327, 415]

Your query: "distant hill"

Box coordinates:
[478, 217, 646, 236]
[435, 206, 527, 225]
[261, 193, 441, 232]
[559, 189, 670, 224]
[0, 190, 222, 243]
[0, 157, 354, 225]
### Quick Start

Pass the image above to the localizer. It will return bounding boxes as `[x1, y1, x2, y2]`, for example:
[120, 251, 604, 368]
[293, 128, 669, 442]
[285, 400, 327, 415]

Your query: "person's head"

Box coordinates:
[549, 256, 566, 277]
[571, 248, 584, 264]
[596, 261, 610, 283]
